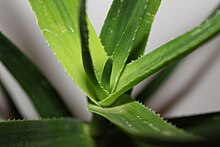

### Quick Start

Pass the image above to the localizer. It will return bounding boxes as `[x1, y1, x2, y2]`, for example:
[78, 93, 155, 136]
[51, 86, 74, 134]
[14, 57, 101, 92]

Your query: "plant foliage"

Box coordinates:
[0, 0, 220, 146]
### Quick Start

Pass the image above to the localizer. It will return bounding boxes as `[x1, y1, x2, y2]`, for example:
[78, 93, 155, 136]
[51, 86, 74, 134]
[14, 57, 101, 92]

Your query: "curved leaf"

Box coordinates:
[79, 0, 96, 83]
[0, 118, 95, 147]
[99, 8, 220, 106]
[0, 79, 21, 119]
[101, 58, 113, 91]
[88, 95, 206, 146]
[135, 4, 220, 103]
[30, 0, 108, 104]
[0, 33, 71, 117]
[79, 0, 107, 101]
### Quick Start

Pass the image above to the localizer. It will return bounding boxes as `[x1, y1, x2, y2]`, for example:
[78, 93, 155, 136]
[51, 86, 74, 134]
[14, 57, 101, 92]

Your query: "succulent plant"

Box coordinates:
[0, 0, 220, 146]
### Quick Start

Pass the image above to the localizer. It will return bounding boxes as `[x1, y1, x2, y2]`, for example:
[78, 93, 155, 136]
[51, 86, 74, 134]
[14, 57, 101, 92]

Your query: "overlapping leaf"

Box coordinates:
[100, 0, 161, 92]
[30, 0, 108, 104]
[99, 9, 220, 106]
[0, 118, 95, 147]
[0, 33, 71, 117]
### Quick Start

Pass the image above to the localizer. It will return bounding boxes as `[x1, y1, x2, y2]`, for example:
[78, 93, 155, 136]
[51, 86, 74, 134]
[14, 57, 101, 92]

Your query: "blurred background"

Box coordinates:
[0, 0, 220, 121]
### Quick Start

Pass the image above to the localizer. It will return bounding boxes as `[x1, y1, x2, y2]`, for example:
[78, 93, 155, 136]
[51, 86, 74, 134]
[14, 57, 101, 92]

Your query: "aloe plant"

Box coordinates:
[0, 0, 220, 146]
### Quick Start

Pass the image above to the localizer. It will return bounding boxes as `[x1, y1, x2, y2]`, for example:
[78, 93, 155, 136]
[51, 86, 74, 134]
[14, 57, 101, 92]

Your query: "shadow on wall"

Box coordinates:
[157, 45, 220, 116]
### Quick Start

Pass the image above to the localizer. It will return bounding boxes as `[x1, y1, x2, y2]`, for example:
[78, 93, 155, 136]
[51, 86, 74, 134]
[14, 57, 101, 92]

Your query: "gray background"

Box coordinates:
[0, 0, 220, 120]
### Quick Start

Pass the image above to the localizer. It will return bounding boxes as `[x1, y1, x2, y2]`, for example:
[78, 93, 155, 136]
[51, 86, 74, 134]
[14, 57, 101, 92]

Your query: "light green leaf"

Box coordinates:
[88, 95, 205, 145]
[30, 0, 108, 104]
[99, 8, 220, 106]
[100, 0, 161, 91]
[0, 118, 95, 147]
[0, 33, 71, 117]
[169, 111, 220, 142]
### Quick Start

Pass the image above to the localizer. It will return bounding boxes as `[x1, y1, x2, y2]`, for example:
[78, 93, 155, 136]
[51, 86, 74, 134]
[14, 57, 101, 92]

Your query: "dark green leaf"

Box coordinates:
[0, 79, 21, 119]
[169, 111, 220, 142]
[0, 32, 71, 117]
[101, 58, 113, 91]
[0, 118, 95, 147]
[97, 126, 158, 147]
[79, 0, 97, 84]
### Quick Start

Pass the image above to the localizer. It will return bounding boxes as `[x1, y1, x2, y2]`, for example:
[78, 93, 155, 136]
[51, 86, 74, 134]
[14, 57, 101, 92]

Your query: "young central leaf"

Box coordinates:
[79, 0, 109, 101]
[110, 0, 149, 92]
[100, 0, 161, 93]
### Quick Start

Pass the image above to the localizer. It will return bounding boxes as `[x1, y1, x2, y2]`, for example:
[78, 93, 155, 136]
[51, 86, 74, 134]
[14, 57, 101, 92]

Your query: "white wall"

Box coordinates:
[0, 0, 220, 120]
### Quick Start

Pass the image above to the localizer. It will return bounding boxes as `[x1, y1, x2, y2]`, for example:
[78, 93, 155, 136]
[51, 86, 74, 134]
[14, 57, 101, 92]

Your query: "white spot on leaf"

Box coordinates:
[42, 29, 52, 33]
[68, 25, 74, 33]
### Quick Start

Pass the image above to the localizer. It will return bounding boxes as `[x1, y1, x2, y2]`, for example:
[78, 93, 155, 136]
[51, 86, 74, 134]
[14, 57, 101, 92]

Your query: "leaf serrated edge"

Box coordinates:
[135, 101, 208, 140]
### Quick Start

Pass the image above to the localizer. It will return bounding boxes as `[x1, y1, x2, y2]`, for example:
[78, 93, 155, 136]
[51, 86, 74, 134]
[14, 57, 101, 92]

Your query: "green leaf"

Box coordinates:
[135, 2, 220, 104]
[169, 111, 220, 142]
[100, 0, 161, 57]
[99, 8, 220, 106]
[79, 0, 108, 101]
[0, 33, 71, 117]
[209, 4, 220, 18]
[79, 0, 96, 83]
[100, 0, 161, 92]
[30, 0, 108, 104]
[97, 126, 158, 147]
[127, 0, 162, 62]
[0, 79, 21, 119]
[0, 118, 95, 147]
[101, 58, 113, 91]
[135, 61, 179, 102]
[88, 95, 205, 146]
